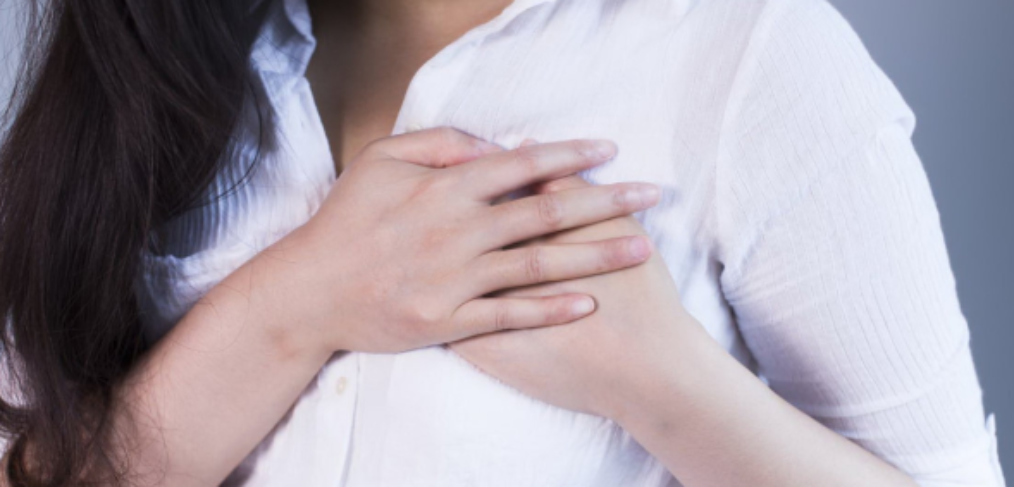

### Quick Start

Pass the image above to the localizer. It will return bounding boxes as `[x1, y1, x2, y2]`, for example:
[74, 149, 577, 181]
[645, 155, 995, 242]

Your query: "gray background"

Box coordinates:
[0, 1, 19, 132]
[1, 0, 1011, 476]
[829, 0, 1014, 475]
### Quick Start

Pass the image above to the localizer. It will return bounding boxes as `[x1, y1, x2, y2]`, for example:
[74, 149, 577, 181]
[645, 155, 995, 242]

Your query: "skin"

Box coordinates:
[1, 1, 920, 486]
[304, 0, 921, 486]
[306, 0, 511, 172]
[27, 130, 658, 485]
[456, 163, 918, 487]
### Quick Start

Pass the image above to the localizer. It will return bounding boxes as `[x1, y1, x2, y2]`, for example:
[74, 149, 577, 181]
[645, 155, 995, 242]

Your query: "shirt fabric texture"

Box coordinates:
[134, 0, 1007, 485]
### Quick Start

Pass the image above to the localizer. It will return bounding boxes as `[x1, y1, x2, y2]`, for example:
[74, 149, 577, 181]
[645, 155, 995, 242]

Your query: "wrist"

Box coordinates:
[610, 317, 731, 432]
[239, 226, 340, 363]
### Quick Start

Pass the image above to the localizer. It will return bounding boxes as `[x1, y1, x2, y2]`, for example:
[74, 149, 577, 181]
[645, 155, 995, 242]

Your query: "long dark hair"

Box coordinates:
[0, 0, 268, 483]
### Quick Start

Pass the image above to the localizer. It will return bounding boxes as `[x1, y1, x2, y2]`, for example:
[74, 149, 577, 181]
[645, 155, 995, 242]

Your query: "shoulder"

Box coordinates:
[721, 0, 909, 114]
[636, 0, 912, 154]
[707, 0, 916, 228]
[677, 0, 866, 39]
[673, 0, 911, 128]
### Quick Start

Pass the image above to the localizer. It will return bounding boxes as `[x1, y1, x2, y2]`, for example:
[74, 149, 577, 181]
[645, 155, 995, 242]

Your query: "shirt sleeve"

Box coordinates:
[714, 1, 1006, 485]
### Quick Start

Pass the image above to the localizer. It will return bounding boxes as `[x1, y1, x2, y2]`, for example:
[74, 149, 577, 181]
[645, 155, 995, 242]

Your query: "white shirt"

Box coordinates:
[135, 0, 1006, 485]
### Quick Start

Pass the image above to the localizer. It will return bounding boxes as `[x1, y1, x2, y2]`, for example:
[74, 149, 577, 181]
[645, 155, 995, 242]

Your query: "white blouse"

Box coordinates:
[135, 0, 1006, 485]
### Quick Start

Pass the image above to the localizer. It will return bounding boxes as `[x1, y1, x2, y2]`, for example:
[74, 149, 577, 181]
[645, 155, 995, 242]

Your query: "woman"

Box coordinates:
[0, 0, 1004, 485]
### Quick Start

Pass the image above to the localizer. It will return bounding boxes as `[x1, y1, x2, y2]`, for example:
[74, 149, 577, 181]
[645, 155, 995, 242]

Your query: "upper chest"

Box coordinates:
[176, 3, 766, 484]
[144, 0, 761, 343]
[300, 0, 747, 228]
[287, 1, 760, 359]
[304, 2, 512, 172]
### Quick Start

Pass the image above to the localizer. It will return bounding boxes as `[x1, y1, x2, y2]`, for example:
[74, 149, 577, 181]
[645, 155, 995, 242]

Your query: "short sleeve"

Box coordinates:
[715, 0, 1006, 484]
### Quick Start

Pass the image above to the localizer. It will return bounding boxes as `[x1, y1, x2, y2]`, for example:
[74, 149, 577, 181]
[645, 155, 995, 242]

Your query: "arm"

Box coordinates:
[454, 135, 997, 485]
[623, 1, 1001, 484]
[21, 131, 660, 485]
[114, 244, 335, 486]
[0, 224, 325, 487]
[617, 123, 1001, 486]
[454, 172, 921, 486]
[614, 311, 921, 487]
[452, 1, 1003, 478]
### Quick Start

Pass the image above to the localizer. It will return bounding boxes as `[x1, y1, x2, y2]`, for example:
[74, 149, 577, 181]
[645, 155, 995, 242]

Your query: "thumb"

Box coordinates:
[370, 127, 504, 169]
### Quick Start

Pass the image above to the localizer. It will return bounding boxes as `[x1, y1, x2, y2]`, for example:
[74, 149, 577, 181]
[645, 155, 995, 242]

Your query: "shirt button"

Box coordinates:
[335, 376, 348, 395]
[406, 123, 424, 132]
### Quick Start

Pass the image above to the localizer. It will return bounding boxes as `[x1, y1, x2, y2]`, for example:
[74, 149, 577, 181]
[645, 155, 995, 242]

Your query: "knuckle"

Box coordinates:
[549, 299, 574, 323]
[513, 145, 541, 177]
[535, 194, 565, 228]
[540, 181, 563, 194]
[603, 239, 630, 267]
[522, 247, 547, 283]
[492, 301, 512, 332]
[612, 186, 634, 210]
[541, 178, 571, 194]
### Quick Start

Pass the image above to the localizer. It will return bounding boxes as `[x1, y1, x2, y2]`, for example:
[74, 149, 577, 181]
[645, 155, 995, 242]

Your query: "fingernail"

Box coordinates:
[618, 184, 661, 209]
[571, 297, 596, 316]
[628, 237, 652, 261]
[585, 139, 618, 161]
[636, 184, 661, 207]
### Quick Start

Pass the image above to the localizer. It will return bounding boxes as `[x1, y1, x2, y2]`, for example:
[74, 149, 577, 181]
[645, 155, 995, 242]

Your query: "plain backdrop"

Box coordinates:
[829, 0, 1013, 475]
[1, 0, 1011, 476]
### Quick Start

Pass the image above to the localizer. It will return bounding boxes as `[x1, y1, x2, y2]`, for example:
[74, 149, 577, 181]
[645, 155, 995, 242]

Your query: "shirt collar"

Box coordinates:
[260, 0, 559, 75]
[280, 0, 313, 45]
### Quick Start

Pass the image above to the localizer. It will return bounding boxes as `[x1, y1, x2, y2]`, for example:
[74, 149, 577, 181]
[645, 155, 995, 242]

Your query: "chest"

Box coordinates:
[241, 24, 747, 487]
[181, 3, 764, 485]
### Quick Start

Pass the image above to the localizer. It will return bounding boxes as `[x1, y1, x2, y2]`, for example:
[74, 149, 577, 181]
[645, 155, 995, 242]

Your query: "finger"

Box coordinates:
[365, 127, 503, 169]
[455, 139, 618, 201]
[469, 236, 653, 295]
[521, 138, 592, 198]
[519, 139, 595, 195]
[491, 139, 587, 204]
[482, 182, 660, 248]
[534, 174, 591, 194]
[447, 294, 596, 340]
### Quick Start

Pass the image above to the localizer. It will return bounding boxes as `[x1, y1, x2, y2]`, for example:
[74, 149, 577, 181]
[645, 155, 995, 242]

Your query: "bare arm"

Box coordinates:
[453, 0, 1002, 483]
[612, 125, 996, 486]
[614, 322, 918, 487]
[454, 174, 923, 487]
[114, 243, 335, 486]
[78, 130, 661, 485]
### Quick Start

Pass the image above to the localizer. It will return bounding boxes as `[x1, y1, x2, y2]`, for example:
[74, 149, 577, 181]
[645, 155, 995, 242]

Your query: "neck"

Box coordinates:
[308, 0, 513, 40]
[302, 0, 516, 172]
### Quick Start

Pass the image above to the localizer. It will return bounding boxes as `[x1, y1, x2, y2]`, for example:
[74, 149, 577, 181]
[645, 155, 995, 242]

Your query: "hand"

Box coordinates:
[256, 128, 663, 357]
[450, 174, 922, 487]
[450, 173, 703, 420]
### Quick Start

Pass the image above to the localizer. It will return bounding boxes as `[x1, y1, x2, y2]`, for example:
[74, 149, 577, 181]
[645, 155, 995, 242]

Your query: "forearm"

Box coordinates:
[112, 233, 332, 486]
[615, 322, 917, 487]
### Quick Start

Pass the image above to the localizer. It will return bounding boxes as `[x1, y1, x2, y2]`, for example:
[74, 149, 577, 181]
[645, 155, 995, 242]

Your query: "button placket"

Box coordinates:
[315, 354, 360, 486]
